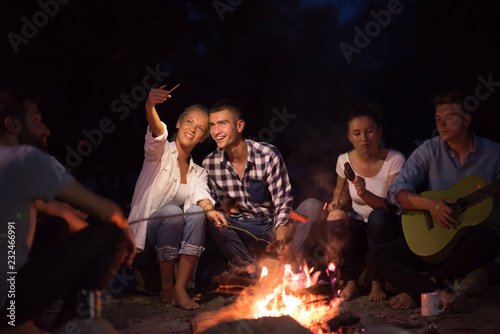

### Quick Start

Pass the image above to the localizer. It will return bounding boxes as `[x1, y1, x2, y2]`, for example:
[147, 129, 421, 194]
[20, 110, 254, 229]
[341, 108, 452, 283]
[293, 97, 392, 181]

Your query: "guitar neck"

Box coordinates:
[458, 178, 500, 210]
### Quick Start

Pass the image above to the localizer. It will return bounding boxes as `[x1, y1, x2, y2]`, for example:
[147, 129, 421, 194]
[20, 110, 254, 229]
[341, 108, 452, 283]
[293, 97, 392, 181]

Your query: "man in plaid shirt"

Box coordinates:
[202, 100, 325, 277]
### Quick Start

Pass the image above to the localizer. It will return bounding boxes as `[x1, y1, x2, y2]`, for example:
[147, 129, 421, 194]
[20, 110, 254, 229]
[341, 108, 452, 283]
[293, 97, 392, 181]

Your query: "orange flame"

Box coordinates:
[260, 266, 268, 279]
[251, 263, 339, 332]
[191, 262, 341, 334]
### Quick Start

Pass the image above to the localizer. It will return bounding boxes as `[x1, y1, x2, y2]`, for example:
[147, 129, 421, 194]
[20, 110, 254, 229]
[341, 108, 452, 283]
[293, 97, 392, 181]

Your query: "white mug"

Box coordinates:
[421, 292, 446, 316]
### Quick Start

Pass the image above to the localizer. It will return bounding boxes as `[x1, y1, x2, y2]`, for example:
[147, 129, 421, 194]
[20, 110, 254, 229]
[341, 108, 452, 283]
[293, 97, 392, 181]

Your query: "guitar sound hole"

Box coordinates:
[424, 211, 433, 230]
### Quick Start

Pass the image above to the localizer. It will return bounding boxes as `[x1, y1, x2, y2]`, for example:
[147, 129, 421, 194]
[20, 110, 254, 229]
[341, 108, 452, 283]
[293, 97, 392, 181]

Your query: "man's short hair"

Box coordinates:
[433, 90, 469, 116]
[0, 89, 41, 133]
[209, 99, 243, 120]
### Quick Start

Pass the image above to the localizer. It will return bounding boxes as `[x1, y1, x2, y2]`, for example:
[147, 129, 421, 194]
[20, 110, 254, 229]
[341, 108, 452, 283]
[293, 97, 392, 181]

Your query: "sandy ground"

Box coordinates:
[103, 282, 500, 333]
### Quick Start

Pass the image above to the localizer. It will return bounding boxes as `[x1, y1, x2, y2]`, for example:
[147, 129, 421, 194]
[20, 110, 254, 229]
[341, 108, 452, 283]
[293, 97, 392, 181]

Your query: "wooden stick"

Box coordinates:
[128, 208, 269, 244]
[168, 83, 180, 93]
[333, 178, 348, 210]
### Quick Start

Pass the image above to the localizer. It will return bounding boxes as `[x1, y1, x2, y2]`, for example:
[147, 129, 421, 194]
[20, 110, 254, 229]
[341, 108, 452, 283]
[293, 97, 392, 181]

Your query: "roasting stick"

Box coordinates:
[128, 206, 269, 244]
[331, 162, 356, 211]
[332, 178, 349, 210]
[128, 204, 309, 245]
[266, 211, 310, 253]
[168, 83, 180, 93]
[129, 205, 308, 246]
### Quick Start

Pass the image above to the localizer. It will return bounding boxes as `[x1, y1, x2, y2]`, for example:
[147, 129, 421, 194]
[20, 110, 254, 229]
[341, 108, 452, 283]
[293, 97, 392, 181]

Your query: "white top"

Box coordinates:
[336, 149, 406, 222]
[128, 122, 214, 251]
[168, 183, 188, 207]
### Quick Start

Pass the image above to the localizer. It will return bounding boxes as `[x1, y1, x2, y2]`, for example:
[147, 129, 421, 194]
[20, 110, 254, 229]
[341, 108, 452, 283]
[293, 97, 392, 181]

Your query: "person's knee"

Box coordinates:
[186, 205, 204, 214]
[154, 204, 183, 217]
[368, 209, 390, 226]
[297, 198, 322, 212]
[185, 205, 207, 226]
[155, 206, 184, 230]
[296, 198, 327, 221]
[367, 209, 391, 236]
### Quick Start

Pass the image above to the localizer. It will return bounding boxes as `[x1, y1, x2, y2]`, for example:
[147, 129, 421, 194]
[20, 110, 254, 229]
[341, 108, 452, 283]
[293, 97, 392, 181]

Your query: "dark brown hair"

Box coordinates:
[0, 89, 41, 133]
[209, 99, 243, 121]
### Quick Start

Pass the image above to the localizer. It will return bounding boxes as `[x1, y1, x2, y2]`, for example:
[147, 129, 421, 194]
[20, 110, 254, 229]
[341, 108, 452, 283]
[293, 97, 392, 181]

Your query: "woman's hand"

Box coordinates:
[352, 175, 366, 197]
[206, 210, 227, 228]
[145, 85, 172, 109]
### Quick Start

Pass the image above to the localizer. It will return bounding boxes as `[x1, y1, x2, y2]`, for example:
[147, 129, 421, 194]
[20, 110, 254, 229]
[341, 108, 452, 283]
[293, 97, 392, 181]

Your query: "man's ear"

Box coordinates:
[464, 114, 472, 128]
[4, 116, 21, 134]
[237, 119, 245, 133]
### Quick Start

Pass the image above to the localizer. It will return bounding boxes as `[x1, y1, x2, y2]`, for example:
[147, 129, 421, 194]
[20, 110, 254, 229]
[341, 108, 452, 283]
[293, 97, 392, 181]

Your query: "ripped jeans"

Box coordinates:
[146, 205, 207, 262]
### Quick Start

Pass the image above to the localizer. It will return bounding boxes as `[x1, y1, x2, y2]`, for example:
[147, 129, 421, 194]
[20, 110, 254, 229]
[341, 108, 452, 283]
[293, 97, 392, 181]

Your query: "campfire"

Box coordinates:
[191, 261, 345, 333]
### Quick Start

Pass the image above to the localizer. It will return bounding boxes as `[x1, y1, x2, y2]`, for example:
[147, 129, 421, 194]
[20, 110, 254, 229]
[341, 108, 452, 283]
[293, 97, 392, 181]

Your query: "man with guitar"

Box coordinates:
[368, 90, 500, 310]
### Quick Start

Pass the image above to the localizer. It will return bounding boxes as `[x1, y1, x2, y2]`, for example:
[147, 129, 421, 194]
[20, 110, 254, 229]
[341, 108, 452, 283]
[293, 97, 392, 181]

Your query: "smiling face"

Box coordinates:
[435, 103, 470, 142]
[175, 109, 208, 150]
[347, 115, 382, 154]
[17, 101, 51, 152]
[209, 109, 244, 150]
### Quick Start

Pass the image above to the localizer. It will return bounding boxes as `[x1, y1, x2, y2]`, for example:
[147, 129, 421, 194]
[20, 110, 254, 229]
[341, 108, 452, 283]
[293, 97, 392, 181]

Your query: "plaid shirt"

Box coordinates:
[202, 139, 293, 229]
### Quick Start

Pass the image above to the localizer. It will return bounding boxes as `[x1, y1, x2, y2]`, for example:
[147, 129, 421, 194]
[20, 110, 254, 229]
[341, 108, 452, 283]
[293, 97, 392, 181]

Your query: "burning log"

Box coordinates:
[198, 315, 313, 334]
[290, 281, 334, 299]
[326, 310, 361, 332]
[191, 263, 342, 334]
[190, 283, 340, 333]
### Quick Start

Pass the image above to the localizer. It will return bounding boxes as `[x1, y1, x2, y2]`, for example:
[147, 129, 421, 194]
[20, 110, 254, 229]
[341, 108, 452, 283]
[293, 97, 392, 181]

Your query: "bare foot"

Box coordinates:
[172, 286, 201, 310]
[368, 281, 387, 302]
[434, 289, 466, 312]
[389, 292, 417, 310]
[340, 281, 359, 301]
[160, 288, 174, 303]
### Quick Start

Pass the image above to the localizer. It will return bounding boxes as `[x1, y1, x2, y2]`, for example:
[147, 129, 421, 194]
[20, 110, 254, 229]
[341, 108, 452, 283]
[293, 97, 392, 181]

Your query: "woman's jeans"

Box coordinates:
[134, 205, 207, 266]
[326, 208, 402, 282]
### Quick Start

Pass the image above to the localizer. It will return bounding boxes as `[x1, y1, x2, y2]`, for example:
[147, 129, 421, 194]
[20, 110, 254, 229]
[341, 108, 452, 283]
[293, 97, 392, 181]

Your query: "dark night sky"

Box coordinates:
[1, 0, 500, 208]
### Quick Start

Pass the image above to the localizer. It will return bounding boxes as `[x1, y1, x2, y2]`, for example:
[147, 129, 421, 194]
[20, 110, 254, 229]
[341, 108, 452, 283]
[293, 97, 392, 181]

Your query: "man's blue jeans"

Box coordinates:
[208, 198, 327, 271]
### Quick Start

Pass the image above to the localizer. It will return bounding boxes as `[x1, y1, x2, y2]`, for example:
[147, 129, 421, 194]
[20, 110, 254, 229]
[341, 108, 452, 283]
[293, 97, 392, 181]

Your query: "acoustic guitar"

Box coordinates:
[402, 175, 500, 264]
